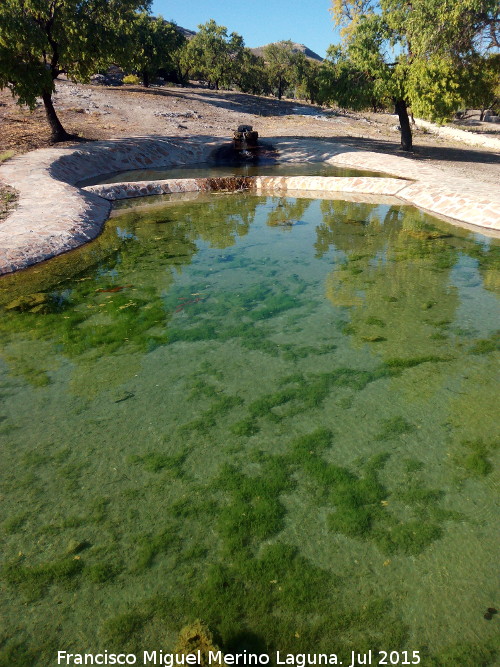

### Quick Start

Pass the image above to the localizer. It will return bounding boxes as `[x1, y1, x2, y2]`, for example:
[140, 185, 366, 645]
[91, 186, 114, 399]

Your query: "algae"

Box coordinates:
[0, 193, 498, 661]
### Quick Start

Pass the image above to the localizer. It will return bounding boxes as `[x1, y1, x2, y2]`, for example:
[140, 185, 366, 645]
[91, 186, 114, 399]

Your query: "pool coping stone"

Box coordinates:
[0, 135, 499, 275]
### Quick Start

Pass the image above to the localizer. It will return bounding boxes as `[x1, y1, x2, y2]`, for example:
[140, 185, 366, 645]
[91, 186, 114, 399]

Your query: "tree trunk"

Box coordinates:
[142, 70, 150, 88]
[394, 98, 413, 151]
[42, 90, 74, 143]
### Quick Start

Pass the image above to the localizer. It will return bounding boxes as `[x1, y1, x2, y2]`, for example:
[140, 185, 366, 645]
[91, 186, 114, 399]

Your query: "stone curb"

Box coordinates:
[415, 118, 500, 151]
[0, 135, 499, 276]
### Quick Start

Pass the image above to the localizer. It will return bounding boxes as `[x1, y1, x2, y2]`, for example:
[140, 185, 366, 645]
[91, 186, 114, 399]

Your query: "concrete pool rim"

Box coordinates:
[0, 135, 499, 276]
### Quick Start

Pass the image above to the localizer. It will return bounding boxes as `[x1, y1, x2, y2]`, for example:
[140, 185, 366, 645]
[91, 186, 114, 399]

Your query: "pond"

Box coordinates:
[0, 193, 499, 665]
[79, 161, 390, 187]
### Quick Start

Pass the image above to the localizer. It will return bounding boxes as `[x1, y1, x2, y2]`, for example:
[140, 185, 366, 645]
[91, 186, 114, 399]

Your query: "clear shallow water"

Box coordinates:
[80, 161, 389, 186]
[0, 194, 499, 665]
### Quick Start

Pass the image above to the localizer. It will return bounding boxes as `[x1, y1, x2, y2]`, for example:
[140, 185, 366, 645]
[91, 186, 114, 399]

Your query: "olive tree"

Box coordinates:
[128, 13, 185, 88]
[330, 0, 500, 151]
[0, 0, 150, 142]
[263, 41, 304, 100]
[180, 19, 245, 90]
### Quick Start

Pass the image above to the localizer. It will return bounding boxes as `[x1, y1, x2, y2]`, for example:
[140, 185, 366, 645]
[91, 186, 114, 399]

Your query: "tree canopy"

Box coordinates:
[263, 41, 306, 100]
[328, 0, 500, 150]
[0, 0, 150, 141]
[128, 13, 185, 88]
[180, 19, 246, 90]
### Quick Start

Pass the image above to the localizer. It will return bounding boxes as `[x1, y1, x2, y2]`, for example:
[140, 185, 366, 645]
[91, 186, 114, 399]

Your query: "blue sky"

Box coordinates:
[151, 0, 342, 58]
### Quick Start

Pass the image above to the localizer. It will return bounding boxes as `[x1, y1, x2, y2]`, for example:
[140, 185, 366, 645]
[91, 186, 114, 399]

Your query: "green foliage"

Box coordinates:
[234, 50, 270, 95]
[327, 0, 500, 143]
[122, 74, 141, 85]
[263, 41, 306, 100]
[126, 13, 185, 87]
[0, 0, 150, 138]
[179, 19, 245, 90]
[408, 56, 465, 124]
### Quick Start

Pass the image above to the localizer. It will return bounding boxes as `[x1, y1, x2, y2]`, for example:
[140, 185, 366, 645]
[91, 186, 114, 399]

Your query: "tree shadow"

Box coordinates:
[274, 134, 500, 166]
[102, 84, 322, 118]
[57, 130, 499, 173]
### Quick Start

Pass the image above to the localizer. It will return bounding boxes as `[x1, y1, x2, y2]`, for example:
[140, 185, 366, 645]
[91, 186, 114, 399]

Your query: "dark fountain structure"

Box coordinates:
[211, 126, 278, 166]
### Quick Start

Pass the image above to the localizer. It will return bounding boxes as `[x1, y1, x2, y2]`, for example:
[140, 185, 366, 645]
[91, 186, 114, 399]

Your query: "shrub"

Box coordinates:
[123, 74, 141, 85]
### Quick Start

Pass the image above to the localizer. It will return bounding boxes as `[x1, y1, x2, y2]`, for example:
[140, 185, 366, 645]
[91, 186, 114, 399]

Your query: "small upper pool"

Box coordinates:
[79, 161, 390, 187]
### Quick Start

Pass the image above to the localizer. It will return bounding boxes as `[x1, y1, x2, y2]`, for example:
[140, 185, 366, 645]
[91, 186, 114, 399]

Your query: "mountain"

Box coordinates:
[175, 25, 196, 40]
[174, 26, 323, 62]
[250, 42, 323, 62]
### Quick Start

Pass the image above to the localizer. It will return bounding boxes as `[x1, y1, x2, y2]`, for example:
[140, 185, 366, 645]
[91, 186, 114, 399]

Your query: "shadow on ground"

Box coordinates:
[278, 134, 500, 166]
[103, 85, 322, 118]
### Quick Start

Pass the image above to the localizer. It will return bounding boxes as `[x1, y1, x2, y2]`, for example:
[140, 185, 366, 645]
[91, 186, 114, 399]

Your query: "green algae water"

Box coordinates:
[0, 193, 499, 666]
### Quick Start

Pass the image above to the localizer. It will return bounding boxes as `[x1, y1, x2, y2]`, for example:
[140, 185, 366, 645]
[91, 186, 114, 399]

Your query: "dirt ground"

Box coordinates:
[1, 78, 499, 188]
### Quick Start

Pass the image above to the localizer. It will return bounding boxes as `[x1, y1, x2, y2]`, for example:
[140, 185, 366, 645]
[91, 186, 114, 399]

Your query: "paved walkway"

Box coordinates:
[0, 136, 499, 275]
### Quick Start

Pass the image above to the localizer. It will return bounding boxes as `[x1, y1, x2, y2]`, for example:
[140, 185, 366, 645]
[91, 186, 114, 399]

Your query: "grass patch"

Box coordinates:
[384, 355, 452, 369]
[373, 521, 442, 555]
[365, 316, 385, 326]
[217, 458, 295, 553]
[0, 151, 15, 163]
[285, 431, 450, 555]
[99, 611, 148, 650]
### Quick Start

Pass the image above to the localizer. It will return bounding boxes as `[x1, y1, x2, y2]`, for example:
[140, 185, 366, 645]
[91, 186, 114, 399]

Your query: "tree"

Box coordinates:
[180, 19, 245, 90]
[128, 14, 185, 88]
[263, 41, 303, 100]
[330, 0, 500, 151]
[318, 44, 389, 111]
[294, 58, 323, 104]
[0, 0, 150, 142]
[463, 54, 500, 119]
[234, 50, 270, 96]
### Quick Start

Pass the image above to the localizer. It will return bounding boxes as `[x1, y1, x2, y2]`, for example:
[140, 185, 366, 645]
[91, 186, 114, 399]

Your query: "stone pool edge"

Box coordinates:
[0, 135, 499, 276]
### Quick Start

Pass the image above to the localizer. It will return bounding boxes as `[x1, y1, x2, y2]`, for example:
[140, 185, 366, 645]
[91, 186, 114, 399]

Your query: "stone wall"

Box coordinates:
[0, 135, 499, 276]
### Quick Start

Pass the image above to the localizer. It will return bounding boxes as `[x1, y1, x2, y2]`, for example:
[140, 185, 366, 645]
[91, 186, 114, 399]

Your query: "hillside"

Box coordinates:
[176, 25, 196, 40]
[175, 24, 324, 62]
